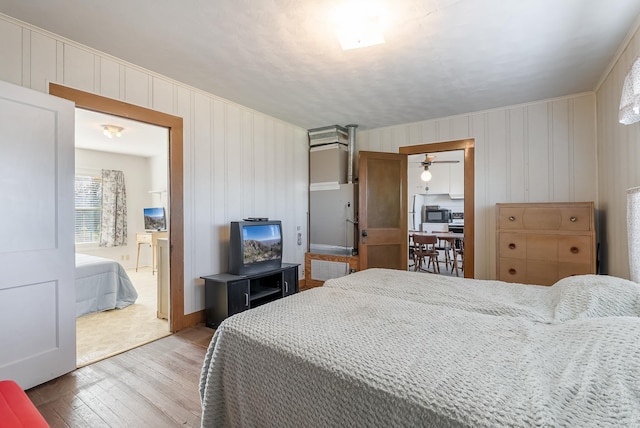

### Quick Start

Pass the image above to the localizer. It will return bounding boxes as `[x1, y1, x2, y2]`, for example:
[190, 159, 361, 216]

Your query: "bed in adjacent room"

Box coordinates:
[200, 268, 640, 427]
[75, 253, 138, 318]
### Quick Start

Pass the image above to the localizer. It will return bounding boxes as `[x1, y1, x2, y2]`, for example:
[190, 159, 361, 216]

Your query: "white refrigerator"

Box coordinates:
[409, 194, 424, 231]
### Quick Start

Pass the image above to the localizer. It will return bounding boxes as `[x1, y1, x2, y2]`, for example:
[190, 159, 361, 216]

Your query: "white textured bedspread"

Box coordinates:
[200, 269, 640, 427]
[75, 253, 138, 317]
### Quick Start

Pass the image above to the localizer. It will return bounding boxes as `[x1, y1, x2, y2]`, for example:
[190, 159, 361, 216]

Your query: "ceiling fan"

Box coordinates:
[409, 154, 460, 167]
[410, 154, 460, 182]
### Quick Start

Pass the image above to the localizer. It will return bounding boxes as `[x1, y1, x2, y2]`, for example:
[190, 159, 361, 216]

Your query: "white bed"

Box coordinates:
[75, 253, 138, 318]
[200, 268, 640, 427]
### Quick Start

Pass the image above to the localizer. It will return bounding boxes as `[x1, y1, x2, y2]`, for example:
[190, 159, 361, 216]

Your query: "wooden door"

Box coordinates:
[0, 80, 76, 388]
[358, 151, 408, 270]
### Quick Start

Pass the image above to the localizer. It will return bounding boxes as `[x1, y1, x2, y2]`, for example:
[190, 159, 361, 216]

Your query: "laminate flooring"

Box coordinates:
[76, 266, 170, 367]
[27, 325, 215, 427]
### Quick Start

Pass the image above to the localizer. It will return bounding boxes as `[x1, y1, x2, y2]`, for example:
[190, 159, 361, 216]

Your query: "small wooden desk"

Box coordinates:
[411, 232, 464, 276]
[136, 231, 167, 274]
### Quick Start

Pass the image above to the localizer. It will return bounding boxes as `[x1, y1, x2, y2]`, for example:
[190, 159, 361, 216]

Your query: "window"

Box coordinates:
[75, 174, 102, 244]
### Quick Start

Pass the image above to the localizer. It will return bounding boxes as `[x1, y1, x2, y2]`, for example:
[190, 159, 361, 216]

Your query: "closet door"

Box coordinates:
[0, 80, 76, 389]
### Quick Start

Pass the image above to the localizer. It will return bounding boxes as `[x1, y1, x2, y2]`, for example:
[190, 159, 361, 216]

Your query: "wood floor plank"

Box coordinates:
[36, 402, 71, 428]
[122, 341, 205, 392]
[47, 391, 105, 428]
[93, 372, 178, 428]
[76, 381, 136, 428]
[26, 325, 214, 427]
[96, 358, 201, 426]
[116, 343, 205, 416]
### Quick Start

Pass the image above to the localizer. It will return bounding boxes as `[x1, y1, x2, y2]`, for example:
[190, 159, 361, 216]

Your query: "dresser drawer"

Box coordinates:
[525, 234, 558, 261]
[497, 207, 524, 229]
[498, 258, 527, 283]
[558, 262, 594, 278]
[499, 258, 559, 285]
[498, 204, 593, 231]
[498, 233, 526, 259]
[525, 260, 558, 286]
[557, 207, 592, 231]
[558, 235, 592, 264]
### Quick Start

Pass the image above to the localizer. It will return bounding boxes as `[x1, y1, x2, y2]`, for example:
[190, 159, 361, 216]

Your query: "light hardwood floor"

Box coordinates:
[27, 325, 215, 427]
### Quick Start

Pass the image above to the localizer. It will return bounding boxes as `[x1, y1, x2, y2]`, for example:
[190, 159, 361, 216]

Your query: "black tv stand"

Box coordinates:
[201, 263, 299, 328]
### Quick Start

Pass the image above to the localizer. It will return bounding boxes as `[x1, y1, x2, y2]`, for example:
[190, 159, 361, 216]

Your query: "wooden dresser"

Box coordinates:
[496, 202, 596, 285]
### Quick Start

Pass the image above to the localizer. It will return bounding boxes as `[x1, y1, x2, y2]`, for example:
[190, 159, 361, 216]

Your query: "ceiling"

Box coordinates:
[75, 109, 168, 158]
[2, 0, 640, 131]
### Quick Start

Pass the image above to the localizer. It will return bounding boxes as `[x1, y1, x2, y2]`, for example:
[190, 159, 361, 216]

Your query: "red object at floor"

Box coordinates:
[0, 380, 49, 427]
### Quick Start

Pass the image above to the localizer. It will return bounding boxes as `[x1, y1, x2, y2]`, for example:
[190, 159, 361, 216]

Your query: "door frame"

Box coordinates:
[49, 83, 195, 332]
[399, 139, 475, 278]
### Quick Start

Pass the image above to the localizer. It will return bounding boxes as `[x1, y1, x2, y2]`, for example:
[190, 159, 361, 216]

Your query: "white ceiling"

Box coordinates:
[75, 109, 168, 158]
[2, 0, 640, 131]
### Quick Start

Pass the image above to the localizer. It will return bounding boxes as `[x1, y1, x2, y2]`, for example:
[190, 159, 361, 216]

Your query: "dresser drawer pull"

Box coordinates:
[570, 247, 579, 254]
[508, 243, 516, 249]
[570, 216, 577, 222]
[509, 216, 516, 221]
[508, 268, 517, 275]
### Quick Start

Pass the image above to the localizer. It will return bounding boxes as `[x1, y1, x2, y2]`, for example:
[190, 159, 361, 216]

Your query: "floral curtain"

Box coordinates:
[100, 169, 127, 247]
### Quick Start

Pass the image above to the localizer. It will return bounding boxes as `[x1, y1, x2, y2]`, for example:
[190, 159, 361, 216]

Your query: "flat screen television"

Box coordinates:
[229, 220, 282, 275]
[144, 207, 167, 231]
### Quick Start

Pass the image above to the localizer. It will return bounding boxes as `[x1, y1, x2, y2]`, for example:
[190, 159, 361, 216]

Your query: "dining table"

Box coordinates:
[410, 231, 464, 276]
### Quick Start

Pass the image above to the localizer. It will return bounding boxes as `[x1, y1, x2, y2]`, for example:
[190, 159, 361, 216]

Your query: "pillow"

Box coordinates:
[549, 274, 640, 321]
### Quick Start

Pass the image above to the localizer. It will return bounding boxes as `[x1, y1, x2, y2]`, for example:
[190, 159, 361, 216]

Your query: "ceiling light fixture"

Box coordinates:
[421, 167, 432, 182]
[103, 125, 123, 138]
[332, 2, 386, 50]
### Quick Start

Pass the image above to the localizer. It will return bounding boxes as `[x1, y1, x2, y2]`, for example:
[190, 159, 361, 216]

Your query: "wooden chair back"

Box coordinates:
[412, 234, 437, 247]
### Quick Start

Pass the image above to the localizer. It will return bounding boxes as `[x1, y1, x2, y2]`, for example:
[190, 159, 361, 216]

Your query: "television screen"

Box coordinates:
[242, 224, 282, 264]
[144, 207, 166, 231]
[228, 220, 282, 275]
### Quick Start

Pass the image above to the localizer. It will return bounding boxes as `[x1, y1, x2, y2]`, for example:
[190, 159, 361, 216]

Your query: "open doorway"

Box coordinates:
[408, 150, 464, 277]
[400, 139, 475, 278]
[49, 83, 191, 334]
[73, 108, 171, 366]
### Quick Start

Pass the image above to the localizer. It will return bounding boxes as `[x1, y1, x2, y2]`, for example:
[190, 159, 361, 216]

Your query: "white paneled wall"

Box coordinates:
[596, 21, 640, 279]
[0, 14, 309, 315]
[358, 94, 597, 279]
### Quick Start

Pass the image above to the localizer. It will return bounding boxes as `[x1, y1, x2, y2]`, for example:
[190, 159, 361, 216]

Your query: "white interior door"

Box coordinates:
[0, 80, 76, 389]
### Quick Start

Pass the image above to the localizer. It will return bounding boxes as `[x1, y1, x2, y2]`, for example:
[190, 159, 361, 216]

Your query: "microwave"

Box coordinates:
[422, 207, 452, 223]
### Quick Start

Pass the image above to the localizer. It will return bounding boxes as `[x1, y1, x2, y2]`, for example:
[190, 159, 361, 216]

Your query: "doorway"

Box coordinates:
[400, 139, 475, 278]
[73, 108, 171, 366]
[49, 83, 191, 332]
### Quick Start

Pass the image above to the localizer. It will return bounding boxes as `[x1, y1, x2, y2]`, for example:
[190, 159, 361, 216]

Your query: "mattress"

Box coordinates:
[75, 253, 138, 318]
[200, 268, 640, 427]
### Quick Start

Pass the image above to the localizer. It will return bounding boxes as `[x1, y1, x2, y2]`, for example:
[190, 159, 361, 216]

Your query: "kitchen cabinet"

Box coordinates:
[426, 163, 450, 194]
[424, 151, 464, 196]
[449, 160, 464, 196]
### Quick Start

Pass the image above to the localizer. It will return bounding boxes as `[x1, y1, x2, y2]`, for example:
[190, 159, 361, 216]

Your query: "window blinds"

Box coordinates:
[75, 175, 102, 243]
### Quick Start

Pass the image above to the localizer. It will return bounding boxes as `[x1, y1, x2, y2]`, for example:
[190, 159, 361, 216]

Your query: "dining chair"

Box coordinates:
[412, 234, 440, 273]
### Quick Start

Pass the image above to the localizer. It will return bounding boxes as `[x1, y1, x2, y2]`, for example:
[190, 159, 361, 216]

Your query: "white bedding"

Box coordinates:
[200, 269, 640, 427]
[75, 253, 138, 318]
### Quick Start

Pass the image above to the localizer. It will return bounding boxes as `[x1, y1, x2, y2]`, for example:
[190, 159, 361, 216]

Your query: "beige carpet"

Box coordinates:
[76, 266, 171, 367]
